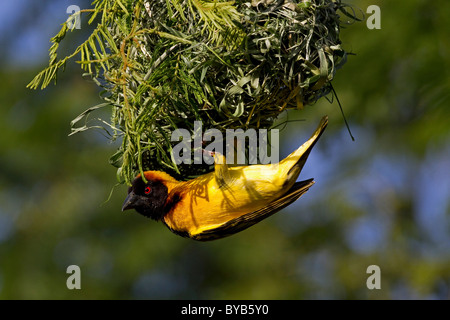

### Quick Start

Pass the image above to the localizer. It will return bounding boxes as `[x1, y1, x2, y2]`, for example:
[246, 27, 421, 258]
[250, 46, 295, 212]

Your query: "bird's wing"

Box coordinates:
[188, 179, 315, 241]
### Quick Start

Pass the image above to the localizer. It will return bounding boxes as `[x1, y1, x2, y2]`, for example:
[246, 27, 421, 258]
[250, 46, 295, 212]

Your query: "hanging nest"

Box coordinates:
[28, 0, 357, 184]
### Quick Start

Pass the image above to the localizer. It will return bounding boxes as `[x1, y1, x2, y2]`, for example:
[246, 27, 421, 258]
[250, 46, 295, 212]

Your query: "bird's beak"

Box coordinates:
[122, 191, 137, 212]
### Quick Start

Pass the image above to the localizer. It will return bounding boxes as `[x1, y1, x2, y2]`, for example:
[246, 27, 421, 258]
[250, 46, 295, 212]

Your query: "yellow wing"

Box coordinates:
[181, 179, 315, 241]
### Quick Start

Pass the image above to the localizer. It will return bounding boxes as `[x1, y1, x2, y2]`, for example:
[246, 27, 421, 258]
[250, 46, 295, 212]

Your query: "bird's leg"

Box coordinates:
[202, 149, 232, 188]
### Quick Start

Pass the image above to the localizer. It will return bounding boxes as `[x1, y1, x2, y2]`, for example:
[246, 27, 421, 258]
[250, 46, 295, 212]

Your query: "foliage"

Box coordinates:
[27, 0, 356, 184]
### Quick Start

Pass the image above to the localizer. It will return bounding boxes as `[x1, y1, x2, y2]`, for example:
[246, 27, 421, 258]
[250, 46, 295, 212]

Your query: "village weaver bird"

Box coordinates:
[122, 116, 328, 241]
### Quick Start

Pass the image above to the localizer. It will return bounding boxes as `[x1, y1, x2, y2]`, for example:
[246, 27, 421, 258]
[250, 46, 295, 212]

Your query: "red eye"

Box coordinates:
[144, 186, 152, 194]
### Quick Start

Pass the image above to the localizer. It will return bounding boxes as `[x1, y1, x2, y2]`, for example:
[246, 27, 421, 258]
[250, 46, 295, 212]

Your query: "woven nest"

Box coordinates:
[29, 0, 356, 184]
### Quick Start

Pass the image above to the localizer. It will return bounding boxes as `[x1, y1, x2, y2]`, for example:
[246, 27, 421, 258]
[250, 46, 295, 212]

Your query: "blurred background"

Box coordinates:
[0, 0, 448, 299]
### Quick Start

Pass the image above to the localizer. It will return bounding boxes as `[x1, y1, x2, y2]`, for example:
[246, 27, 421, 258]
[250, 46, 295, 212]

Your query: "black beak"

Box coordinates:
[122, 191, 138, 211]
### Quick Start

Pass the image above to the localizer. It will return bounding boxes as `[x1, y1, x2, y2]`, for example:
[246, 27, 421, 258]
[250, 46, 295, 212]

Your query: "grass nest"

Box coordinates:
[28, 0, 357, 184]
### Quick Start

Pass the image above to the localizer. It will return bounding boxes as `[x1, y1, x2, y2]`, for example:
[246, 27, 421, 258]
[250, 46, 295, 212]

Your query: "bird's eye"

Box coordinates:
[144, 186, 152, 195]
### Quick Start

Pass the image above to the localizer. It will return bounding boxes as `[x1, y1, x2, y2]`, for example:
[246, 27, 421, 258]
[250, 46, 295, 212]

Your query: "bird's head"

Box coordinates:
[121, 174, 169, 221]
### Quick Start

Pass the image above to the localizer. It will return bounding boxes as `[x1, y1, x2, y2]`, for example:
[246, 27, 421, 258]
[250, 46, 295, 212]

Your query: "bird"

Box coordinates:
[122, 116, 328, 241]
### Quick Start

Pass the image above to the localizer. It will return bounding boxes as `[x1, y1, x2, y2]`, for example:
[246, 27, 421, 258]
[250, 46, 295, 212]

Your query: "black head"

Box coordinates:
[122, 177, 169, 220]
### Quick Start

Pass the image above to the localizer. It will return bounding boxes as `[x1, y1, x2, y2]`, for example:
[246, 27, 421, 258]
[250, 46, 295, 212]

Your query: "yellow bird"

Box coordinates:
[122, 116, 328, 241]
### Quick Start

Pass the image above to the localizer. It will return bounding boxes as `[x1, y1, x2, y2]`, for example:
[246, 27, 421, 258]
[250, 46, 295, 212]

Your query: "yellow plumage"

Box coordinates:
[160, 116, 329, 240]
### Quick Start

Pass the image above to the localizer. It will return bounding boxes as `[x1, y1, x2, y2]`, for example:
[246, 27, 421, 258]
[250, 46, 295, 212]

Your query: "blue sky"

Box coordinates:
[0, 1, 88, 68]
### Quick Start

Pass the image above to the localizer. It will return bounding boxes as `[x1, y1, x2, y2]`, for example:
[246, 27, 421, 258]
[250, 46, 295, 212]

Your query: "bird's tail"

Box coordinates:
[281, 116, 328, 182]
